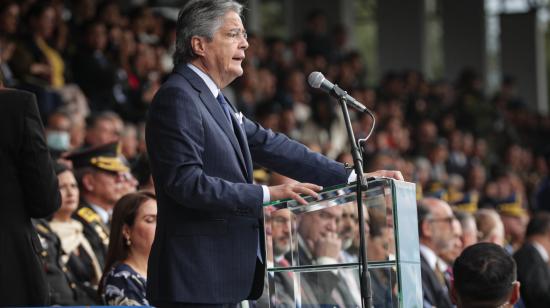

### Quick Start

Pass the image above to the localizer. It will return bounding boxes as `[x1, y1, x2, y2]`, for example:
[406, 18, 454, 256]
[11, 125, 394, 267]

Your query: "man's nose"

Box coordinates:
[240, 37, 249, 50]
[327, 219, 338, 232]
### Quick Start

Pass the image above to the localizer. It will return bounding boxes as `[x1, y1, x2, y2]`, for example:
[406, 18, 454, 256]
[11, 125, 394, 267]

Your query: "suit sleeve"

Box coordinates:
[19, 93, 61, 217]
[146, 87, 263, 215]
[243, 117, 350, 187]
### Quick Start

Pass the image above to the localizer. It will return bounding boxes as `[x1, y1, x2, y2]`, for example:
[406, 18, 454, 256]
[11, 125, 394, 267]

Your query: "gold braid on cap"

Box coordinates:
[90, 156, 129, 172]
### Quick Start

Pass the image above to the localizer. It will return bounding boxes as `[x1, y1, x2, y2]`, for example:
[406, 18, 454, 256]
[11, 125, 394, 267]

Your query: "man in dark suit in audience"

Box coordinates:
[0, 79, 60, 305]
[417, 197, 454, 308]
[514, 212, 550, 308]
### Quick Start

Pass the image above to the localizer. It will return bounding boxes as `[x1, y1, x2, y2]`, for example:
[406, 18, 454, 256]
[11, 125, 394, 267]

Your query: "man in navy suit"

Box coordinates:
[146, 1, 402, 306]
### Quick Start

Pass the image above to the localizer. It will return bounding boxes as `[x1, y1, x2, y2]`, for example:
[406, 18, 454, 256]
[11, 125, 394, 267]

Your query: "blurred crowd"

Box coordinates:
[1, 0, 549, 306]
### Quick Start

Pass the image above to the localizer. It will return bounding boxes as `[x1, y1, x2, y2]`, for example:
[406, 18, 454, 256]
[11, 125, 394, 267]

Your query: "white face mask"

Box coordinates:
[46, 130, 70, 151]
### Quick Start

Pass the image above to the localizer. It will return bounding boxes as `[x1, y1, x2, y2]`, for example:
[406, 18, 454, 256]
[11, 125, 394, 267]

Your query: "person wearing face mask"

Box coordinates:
[45, 110, 73, 158]
[98, 191, 157, 306]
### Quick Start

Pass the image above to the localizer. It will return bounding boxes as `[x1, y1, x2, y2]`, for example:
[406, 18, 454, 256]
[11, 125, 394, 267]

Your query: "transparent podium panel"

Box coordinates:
[263, 178, 422, 308]
[267, 266, 398, 308]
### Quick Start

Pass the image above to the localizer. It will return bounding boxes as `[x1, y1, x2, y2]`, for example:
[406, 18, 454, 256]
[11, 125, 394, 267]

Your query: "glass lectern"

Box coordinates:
[263, 178, 422, 308]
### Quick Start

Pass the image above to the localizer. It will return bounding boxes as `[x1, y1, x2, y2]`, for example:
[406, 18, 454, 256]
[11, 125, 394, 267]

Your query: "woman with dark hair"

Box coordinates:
[49, 162, 102, 304]
[99, 191, 157, 305]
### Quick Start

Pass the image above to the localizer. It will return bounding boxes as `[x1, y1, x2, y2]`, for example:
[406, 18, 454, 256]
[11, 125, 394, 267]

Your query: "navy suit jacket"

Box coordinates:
[146, 64, 350, 304]
[514, 242, 550, 308]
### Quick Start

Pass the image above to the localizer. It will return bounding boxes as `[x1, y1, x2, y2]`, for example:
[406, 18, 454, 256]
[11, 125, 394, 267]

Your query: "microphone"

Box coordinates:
[308, 71, 368, 112]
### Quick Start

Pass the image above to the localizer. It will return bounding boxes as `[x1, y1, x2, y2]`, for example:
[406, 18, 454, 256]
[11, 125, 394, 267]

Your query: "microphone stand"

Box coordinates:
[334, 87, 373, 308]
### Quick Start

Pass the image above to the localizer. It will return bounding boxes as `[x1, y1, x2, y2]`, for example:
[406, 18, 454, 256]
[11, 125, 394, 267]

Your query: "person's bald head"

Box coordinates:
[418, 197, 455, 253]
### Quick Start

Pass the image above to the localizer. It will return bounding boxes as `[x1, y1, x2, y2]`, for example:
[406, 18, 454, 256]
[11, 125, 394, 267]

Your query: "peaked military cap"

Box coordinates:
[65, 142, 129, 173]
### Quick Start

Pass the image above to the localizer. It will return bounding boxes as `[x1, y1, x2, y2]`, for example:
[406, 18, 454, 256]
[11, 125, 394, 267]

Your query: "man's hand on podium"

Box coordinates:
[268, 182, 322, 205]
[363, 169, 404, 181]
[267, 170, 403, 205]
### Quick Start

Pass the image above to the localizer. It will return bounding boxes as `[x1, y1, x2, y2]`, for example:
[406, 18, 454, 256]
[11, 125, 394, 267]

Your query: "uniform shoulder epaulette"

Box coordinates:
[34, 222, 50, 235]
[77, 207, 101, 224]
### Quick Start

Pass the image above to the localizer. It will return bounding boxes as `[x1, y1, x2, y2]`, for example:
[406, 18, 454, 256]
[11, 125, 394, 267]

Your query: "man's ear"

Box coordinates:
[421, 220, 432, 238]
[82, 173, 94, 192]
[191, 36, 206, 57]
[508, 281, 521, 306]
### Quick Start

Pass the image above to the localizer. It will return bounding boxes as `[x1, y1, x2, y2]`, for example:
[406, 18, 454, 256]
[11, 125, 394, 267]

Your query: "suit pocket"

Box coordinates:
[172, 219, 228, 236]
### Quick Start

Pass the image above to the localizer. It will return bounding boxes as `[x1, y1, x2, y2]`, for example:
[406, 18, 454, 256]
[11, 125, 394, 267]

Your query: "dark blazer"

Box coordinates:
[514, 242, 550, 308]
[0, 88, 60, 306]
[420, 254, 453, 308]
[146, 64, 349, 304]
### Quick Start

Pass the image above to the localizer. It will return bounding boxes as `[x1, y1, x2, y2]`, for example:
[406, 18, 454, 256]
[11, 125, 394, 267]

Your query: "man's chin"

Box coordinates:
[273, 245, 291, 257]
[342, 238, 353, 250]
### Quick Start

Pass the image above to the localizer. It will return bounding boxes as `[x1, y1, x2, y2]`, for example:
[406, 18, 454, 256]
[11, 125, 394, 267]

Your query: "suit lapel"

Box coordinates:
[175, 64, 249, 179]
[228, 103, 253, 182]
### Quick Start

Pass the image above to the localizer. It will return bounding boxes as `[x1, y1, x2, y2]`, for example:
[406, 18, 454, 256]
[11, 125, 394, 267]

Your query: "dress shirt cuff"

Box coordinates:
[316, 256, 339, 265]
[262, 185, 270, 203]
[347, 170, 357, 183]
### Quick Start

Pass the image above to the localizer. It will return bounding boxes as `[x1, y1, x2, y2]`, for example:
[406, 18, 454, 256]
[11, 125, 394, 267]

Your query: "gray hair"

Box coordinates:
[173, 0, 243, 65]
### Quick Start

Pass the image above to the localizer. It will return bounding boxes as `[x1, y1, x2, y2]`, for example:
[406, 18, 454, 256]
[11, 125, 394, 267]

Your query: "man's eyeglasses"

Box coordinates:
[428, 216, 454, 224]
[226, 29, 247, 41]
[271, 216, 290, 225]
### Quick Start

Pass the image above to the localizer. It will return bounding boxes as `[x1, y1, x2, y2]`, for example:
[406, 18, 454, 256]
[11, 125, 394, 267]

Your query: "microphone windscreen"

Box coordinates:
[308, 71, 324, 89]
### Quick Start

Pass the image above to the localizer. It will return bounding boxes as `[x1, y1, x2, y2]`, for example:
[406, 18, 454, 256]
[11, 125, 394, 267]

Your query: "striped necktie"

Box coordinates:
[216, 93, 233, 124]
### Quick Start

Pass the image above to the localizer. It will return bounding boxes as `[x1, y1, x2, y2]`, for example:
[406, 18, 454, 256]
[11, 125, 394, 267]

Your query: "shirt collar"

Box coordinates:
[89, 203, 110, 225]
[420, 244, 442, 271]
[532, 241, 550, 262]
[187, 63, 220, 98]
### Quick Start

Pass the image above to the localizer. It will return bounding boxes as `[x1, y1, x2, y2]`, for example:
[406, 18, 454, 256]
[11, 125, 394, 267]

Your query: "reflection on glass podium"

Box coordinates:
[263, 178, 422, 308]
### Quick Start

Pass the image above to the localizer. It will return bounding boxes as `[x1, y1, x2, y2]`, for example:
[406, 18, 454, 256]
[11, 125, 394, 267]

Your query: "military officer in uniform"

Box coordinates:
[33, 218, 79, 305]
[66, 142, 131, 268]
[33, 218, 98, 305]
